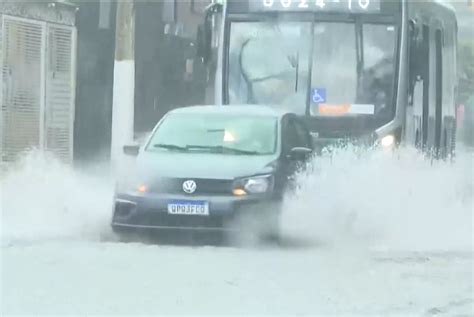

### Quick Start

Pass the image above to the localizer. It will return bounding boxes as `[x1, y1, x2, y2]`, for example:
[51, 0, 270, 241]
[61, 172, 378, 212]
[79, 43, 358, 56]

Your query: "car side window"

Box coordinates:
[282, 117, 306, 153]
[294, 119, 312, 149]
[282, 118, 293, 154]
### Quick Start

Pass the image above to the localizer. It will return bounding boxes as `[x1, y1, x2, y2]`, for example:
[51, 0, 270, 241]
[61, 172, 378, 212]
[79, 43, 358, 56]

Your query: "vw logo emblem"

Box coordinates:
[182, 180, 197, 194]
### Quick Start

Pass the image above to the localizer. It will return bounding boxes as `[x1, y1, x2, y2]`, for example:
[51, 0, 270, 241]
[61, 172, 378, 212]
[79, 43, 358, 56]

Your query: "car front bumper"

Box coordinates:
[111, 192, 279, 233]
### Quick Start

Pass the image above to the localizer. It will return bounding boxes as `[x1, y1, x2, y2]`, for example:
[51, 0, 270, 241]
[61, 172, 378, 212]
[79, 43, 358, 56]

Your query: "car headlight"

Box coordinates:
[116, 180, 149, 194]
[233, 175, 273, 195]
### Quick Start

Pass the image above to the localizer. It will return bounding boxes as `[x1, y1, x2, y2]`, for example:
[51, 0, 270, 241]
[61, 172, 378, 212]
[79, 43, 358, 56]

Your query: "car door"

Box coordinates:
[280, 115, 312, 194]
[293, 117, 313, 152]
[294, 117, 315, 174]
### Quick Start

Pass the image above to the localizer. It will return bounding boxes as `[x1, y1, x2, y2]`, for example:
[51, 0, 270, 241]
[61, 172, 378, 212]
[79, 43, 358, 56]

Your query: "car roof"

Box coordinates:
[167, 105, 291, 119]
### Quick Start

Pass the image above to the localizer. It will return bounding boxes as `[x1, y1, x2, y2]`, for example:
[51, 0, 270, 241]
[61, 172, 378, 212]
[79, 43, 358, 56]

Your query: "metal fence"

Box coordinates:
[0, 14, 76, 165]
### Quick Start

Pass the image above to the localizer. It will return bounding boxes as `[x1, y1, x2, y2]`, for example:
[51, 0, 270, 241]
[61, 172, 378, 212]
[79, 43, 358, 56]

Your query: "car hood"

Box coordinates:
[135, 151, 278, 180]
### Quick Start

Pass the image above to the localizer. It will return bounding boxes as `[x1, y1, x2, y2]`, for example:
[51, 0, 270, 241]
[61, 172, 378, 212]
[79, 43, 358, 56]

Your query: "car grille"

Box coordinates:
[149, 178, 234, 195]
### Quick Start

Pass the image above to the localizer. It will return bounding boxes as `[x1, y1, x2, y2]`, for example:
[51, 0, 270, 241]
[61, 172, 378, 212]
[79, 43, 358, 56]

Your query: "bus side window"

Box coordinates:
[408, 23, 430, 148]
[421, 24, 431, 148]
[441, 24, 457, 153]
[433, 29, 443, 151]
[408, 20, 423, 103]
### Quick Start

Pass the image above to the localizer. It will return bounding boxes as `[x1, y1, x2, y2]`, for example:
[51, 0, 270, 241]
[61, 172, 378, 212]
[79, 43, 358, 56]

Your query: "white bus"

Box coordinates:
[195, 0, 458, 157]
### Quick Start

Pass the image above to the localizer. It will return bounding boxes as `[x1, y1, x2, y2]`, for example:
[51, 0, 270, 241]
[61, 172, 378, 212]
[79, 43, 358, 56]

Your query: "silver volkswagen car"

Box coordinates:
[111, 105, 314, 242]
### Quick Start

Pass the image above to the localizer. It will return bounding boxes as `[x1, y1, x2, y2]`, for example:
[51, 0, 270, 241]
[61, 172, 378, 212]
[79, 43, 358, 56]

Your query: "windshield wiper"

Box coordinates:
[153, 143, 260, 155]
[186, 145, 260, 155]
[239, 38, 256, 103]
[153, 143, 188, 151]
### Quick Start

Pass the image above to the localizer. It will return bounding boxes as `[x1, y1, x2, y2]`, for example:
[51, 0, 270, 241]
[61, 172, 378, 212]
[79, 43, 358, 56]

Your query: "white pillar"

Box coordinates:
[111, 0, 135, 170]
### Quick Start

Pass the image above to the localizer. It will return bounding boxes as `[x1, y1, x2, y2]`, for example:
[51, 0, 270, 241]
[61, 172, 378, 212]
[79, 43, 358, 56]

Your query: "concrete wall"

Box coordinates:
[0, 0, 76, 26]
[73, 0, 209, 163]
[73, 1, 116, 164]
[134, 1, 208, 135]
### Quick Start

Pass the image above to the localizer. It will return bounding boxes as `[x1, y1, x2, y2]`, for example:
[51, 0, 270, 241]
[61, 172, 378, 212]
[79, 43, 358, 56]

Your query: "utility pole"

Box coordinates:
[111, 0, 135, 168]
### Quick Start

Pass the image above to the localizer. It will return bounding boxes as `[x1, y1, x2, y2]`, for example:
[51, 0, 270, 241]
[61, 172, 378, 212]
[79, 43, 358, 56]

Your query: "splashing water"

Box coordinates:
[1, 147, 472, 253]
[280, 145, 473, 253]
[0, 151, 115, 245]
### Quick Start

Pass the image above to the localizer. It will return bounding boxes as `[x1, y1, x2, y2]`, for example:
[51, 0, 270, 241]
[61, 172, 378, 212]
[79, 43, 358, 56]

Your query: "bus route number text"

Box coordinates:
[261, 0, 375, 11]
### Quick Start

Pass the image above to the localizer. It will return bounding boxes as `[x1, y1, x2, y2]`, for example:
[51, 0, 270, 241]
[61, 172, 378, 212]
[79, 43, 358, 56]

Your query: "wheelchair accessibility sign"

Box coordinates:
[311, 88, 326, 104]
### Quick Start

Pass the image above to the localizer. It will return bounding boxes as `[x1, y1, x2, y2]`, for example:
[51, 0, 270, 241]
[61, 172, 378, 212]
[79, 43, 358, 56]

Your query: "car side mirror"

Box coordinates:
[288, 147, 312, 161]
[123, 145, 140, 156]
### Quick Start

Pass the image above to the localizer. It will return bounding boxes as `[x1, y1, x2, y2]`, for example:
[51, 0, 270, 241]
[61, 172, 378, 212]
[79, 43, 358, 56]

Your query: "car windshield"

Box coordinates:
[145, 112, 278, 155]
[228, 20, 397, 119]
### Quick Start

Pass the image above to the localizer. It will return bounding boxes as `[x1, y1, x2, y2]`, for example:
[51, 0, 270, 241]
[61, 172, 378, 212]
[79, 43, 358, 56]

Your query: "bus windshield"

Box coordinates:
[228, 20, 397, 119]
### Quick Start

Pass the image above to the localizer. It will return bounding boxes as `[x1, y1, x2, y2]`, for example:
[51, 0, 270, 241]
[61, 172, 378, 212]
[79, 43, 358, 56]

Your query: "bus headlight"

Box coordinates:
[380, 134, 395, 148]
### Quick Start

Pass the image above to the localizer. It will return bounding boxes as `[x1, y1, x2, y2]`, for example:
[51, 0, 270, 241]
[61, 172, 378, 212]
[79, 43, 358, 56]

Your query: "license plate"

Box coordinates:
[167, 200, 209, 216]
